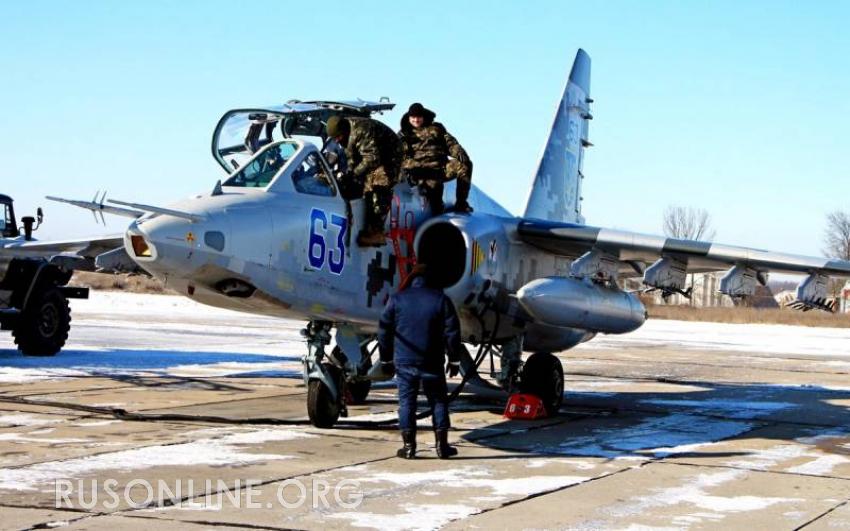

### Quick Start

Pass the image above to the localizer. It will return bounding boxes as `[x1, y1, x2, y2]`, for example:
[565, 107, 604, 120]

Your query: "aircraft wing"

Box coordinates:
[518, 219, 850, 310]
[1, 235, 125, 271]
[2, 235, 124, 257]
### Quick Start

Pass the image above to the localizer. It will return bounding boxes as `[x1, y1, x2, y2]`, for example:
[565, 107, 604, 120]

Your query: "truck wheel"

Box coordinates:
[520, 352, 564, 416]
[307, 364, 341, 428]
[13, 288, 70, 357]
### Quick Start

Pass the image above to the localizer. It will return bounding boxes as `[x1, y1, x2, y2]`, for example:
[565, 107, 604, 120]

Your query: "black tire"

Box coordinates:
[520, 352, 564, 416]
[330, 344, 373, 405]
[13, 287, 70, 357]
[307, 364, 341, 428]
[346, 379, 372, 405]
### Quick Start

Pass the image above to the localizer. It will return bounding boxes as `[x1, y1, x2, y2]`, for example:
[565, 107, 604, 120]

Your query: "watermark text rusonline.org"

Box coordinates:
[55, 479, 363, 510]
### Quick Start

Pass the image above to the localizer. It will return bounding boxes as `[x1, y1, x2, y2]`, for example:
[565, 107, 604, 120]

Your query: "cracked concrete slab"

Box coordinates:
[0, 293, 848, 529]
[447, 461, 850, 530]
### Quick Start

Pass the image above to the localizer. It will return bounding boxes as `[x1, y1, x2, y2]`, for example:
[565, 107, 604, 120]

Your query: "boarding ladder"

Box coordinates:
[389, 195, 417, 288]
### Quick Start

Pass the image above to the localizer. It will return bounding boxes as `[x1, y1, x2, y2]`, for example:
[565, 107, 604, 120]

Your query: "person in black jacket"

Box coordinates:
[377, 265, 462, 459]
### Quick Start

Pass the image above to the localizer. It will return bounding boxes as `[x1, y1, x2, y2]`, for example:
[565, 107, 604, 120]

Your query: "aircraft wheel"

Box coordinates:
[346, 379, 372, 405]
[13, 288, 70, 357]
[520, 352, 564, 416]
[307, 363, 342, 428]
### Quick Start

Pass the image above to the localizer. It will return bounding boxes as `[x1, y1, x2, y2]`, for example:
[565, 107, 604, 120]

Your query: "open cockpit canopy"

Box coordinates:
[212, 99, 394, 173]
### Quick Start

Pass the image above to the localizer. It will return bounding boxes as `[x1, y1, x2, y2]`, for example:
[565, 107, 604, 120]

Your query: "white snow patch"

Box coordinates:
[576, 319, 850, 357]
[0, 368, 87, 383]
[0, 414, 63, 427]
[545, 413, 752, 458]
[0, 433, 88, 444]
[70, 420, 122, 427]
[0, 427, 315, 491]
[723, 444, 810, 470]
[611, 469, 799, 520]
[623, 525, 681, 531]
[525, 458, 598, 470]
[342, 465, 588, 496]
[787, 454, 850, 475]
[337, 412, 398, 423]
[641, 398, 795, 419]
[165, 361, 300, 378]
[327, 503, 480, 531]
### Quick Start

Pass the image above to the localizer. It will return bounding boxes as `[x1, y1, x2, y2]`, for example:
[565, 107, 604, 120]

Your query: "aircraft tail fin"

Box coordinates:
[523, 49, 592, 224]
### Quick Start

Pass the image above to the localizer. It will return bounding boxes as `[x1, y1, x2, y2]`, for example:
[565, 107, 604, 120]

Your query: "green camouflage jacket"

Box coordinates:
[345, 117, 401, 189]
[398, 118, 470, 173]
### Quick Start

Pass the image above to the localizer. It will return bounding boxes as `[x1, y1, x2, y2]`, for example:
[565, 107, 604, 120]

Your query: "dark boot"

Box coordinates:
[396, 430, 416, 459]
[435, 429, 458, 459]
[453, 174, 472, 214]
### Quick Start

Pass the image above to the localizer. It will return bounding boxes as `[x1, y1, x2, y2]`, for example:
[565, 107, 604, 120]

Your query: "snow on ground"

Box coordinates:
[534, 413, 754, 459]
[0, 427, 315, 491]
[0, 292, 849, 385]
[0, 291, 305, 383]
[611, 468, 801, 522]
[578, 318, 850, 357]
[325, 464, 589, 531]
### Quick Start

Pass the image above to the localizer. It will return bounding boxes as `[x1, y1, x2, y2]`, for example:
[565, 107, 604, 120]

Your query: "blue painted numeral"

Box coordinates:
[329, 214, 347, 275]
[308, 208, 347, 274]
[309, 209, 327, 269]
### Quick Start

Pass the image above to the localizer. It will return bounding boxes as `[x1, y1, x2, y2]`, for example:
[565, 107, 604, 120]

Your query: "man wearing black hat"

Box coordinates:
[398, 103, 473, 215]
[377, 264, 463, 459]
[326, 115, 401, 247]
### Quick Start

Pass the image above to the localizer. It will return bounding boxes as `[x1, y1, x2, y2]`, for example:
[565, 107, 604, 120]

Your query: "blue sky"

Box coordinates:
[1, 1, 848, 257]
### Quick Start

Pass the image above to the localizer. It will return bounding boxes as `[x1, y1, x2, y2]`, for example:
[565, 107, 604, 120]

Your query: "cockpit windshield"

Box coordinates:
[223, 142, 298, 188]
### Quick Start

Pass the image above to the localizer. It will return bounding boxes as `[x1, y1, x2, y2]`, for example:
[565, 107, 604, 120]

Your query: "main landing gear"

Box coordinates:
[453, 336, 565, 417]
[520, 352, 564, 415]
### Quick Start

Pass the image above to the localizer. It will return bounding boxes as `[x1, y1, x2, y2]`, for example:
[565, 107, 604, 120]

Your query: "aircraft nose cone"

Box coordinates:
[124, 215, 200, 272]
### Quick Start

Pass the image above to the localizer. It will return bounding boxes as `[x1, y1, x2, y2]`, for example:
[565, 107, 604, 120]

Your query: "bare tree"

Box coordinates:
[663, 205, 716, 241]
[823, 210, 850, 261]
[661, 205, 716, 307]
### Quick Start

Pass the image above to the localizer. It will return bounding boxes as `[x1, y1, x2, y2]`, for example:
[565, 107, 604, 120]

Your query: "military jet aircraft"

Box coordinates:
[49, 49, 850, 427]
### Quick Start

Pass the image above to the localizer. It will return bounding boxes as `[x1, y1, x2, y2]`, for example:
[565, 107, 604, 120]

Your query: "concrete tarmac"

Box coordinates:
[0, 296, 848, 530]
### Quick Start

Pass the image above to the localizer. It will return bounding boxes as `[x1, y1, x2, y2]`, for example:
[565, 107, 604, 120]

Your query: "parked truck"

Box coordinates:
[0, 194, 89, 356]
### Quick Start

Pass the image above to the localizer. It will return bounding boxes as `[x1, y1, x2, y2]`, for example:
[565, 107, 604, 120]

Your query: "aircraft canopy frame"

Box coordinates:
[211, 100, 394, 174]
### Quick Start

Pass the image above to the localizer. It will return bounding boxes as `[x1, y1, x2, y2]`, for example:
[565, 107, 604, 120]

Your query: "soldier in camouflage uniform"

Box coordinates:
[398, 103, 472, 215]
[326, 115, 401, 247]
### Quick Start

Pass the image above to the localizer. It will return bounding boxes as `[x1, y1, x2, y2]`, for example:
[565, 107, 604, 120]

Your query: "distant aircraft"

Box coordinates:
[49, 49, 850, 427]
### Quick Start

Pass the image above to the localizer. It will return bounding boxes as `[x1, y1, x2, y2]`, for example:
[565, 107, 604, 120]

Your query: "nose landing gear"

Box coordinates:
[302, 321, 345, 428]
[302, 322, 381, 428]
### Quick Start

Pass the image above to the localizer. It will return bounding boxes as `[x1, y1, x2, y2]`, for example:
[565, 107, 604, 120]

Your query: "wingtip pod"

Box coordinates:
[569, 48, 591, 94]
